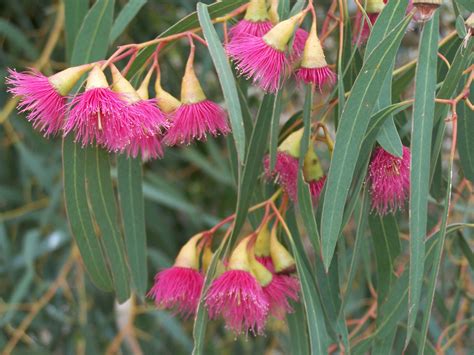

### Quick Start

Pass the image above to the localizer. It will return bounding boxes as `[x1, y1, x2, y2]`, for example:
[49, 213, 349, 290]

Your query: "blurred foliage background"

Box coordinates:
[0, 0, 473, 354]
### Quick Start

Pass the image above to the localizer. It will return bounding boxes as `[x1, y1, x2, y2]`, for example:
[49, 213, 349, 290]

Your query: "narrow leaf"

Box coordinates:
[197, 3, 245, 162]
[64, 0, 88, 60]
[407, 12, 439, 345]
[110, 0, 147, 42]
[321, 15, 411, 270]
[117, 156, 147, 297]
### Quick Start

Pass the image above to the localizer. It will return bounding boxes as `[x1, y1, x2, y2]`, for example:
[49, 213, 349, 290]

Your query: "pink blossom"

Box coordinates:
[263, 274, 300, 319]
[295, 66, 336, 88]
[64, 87, 131, 152]
[368, 146, 410, 215]
[128, 98, 169, 136]
[148, 266, 204, 318]
[164, 100, 229, 146]
[256, 256, 274, 272]
[353, 12, 380, 44]
[229, 19, 273, 39]
[291, 28, 309, 62]
[263, 152, 299, 201]
[6, 69, 66, 137]
[308, 175, 326, 201]
[226, 33, 289, 93]
[205, 270, 269, 335]
[126, 134, 164, 161]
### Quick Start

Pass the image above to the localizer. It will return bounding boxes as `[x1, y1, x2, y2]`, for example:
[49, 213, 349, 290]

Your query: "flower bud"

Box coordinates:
[301, 22, 328, 69]
[263, 12, 305, 51]
[181, 51, 206, 104]
[174, 234, 202, 270]
[154, 70, 181, 114]
[303, 147, 324, 182]
[49, 63, 94, 95]
[202, 243, 225, 276]
[366, 0, 385, 14]
[268, 0, 279, 24]
[85, 65, 109, 90]
[249, 250, 273, 287]
[228, 237, 252, 271]
[136, 69, 153, 100]
[244, 0, 269, 22]
[254, 224, 271, 257]
[278, 128, 304, 158]
[110, 64, 141, 103]
[412, 0, 441, 22]
[270, 228, 296, 273]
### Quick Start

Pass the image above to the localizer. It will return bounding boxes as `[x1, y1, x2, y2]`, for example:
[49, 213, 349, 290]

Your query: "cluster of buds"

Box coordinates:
[264, 127, 327, 203]
[148, 222, 299, 335]
[7, 36, 229, 161]
[226, 0, 335, 92]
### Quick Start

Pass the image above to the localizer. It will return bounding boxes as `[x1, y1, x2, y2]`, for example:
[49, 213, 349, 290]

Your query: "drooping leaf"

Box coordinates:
[407, 13, 439, 346]
[197, 3, 246, 162]
[64, 0, 88, 60]
[320, 14, 411, 270]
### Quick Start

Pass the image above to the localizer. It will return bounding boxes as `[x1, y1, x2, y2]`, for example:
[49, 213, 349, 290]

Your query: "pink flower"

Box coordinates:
[164, 100, 229, 146]
[205, 270, 269, 335]
[7, 69, 66, 137]
[256, 256, 274, 272]
[65, 87, 131, 152]
[290, 28, 308, 62]
[229, 19, 273, 39]
[227, 33, 288, 93]
[128, 98, 168, 136]
[353, 12, 380, 44]
[126, 134, 164, 161]
[263, 274, 300, 319]
[264, 152, 299, 201]
[368, 146, 410, 215]
[295, 66, 336, 88]
[308, 175, 326, 201]
[148, 266, 204, 318]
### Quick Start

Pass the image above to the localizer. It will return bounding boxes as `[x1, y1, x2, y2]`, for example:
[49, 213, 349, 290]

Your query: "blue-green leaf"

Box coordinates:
[320, 14, 411, 270]
[407, 12, 439, 346]
[197, 3, 245, 162]
[110, 0, 147, 43]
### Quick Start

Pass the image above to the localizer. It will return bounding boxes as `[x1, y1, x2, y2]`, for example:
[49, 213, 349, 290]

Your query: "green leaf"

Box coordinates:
[229, 94, 275, 243]
[430, 38, 473, 184]
[286, 212, 329, 355]
[63, 0, 116, 292]
[369, 214, 401, 302]
[365, 0, 408, 157]
[197, 3, 245, 162]
[64, 0, 88, 60]
[320, 14, 411, 270]
[71, 0, 115, 66]
[457, 81, 474, 183]
[85, 147, 131, 303]
[269, 91, 283, 170]
[127, 0, 248, 79]
[117, 156, 147, 298]
[458, 234, 474, 269]
[407, 12, 439, 346]
[455, 15, 467, 38]
[110, 0, 147, 43]
[418, 123, 455, 355]
[62, 138, 113, 291]
[297, 85, 320, 255]
[287, 302, 310, 355]
[0, 18, 38, 60]
[455, 0, 474, 12]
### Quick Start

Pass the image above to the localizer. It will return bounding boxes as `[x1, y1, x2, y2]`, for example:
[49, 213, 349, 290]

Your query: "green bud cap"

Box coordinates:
[249, 252, 273, 287]
[366, 0, 385, 14]
[174, 234, 202, 270]
[49, 63, 94, 96]
[228, 237, 252, 272]
[268, 0, 279, 24]
[110, 64, 141, 103]
[303, 147, 324, 182]
[155, 70, 181, 114]
[85, 65, 109, 90]
[270, 229, 296, 273]
[181, 50, 206, 104]
[301, 22, 328, 69]
[244, 0, 269, 22]
[263, 12, 305, 51]
[254, 224, 271, 257]
[278, 128, 304, 158]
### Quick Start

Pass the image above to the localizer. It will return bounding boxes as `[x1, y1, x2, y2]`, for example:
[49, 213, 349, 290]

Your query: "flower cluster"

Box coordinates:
[149, 223, 299, 335]
[7, 40, 229, 161]
[226, 0, 335, 92]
